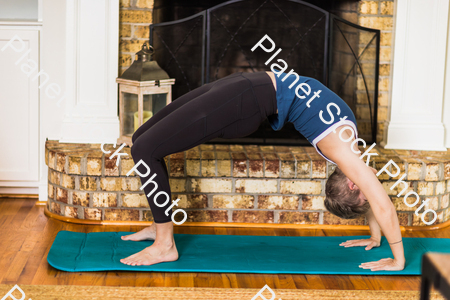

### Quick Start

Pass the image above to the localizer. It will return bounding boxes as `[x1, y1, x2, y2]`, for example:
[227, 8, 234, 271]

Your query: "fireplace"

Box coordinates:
[149, 0, 379, 145]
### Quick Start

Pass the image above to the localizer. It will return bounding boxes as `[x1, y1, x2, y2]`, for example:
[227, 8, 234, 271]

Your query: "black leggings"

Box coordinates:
[130, 71, 277, 223]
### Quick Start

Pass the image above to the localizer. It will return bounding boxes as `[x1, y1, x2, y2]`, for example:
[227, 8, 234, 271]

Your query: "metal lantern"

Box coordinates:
[116, 42, 175, 145]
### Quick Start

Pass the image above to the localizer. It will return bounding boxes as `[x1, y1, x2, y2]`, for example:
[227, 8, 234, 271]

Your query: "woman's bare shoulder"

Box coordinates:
[265, 71, 277, 92]
[316, 124, 360, 165]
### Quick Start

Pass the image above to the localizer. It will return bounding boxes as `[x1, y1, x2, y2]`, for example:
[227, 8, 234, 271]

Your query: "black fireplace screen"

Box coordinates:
[149, 0, 380, 145]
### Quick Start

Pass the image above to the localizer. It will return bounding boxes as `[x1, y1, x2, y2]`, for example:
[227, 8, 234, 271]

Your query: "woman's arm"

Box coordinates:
[339, 207, 381, 250]
[317, 128, 405, 271]
[366, 207, 382, 242]
[342, 167, 382, 245]
[365, 167, 382, 243]
[366, 166, 382, 241]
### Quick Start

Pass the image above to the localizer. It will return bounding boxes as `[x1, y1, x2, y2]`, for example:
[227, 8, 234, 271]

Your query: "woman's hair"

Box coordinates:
[324, 167, 370, 219]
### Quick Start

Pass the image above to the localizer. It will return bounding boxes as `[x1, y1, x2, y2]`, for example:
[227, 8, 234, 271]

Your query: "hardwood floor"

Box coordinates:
[1, 197, 449, 290]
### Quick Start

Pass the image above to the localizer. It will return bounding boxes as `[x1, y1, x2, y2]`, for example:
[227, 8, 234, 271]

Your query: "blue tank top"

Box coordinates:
[267, 71, 358, 164]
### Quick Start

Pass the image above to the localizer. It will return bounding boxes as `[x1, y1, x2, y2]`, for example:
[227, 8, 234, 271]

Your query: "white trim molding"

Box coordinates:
[385, 0, 449, 151]
[386, 122, 446, 151]
[60, 0, 120, 143]
[0, 187, 39, 195]
[0, 29, 40, 182]
[442, 2, 450, 148]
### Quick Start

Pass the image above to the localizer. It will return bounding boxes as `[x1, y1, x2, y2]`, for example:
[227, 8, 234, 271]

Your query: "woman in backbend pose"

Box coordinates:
[120, 70, 405, 272]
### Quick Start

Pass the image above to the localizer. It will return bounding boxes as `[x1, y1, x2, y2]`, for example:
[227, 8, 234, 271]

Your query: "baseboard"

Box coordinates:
[0, 187, 39, 195]
[0, 192, 39, 198]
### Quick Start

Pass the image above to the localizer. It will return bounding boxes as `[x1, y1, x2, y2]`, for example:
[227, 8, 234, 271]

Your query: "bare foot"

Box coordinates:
[120, 241, 178, 266]
[121, 223, 156, 241]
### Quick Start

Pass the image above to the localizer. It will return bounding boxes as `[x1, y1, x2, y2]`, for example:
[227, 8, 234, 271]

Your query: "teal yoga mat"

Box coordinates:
[47, 230, 450, 275]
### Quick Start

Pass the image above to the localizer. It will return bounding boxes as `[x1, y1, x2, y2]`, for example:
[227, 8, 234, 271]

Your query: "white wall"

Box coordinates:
[0, 0, 119, 198]
[0, 0, 43, 194]
[0, 29, 40, 194]
[38, 0, 68, 199]
[38, 0, 119, 200]
[0, 0, 67, 196]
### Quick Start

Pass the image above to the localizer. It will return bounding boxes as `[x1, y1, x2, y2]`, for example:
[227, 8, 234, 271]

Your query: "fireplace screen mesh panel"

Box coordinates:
[206, 1, 327, 82]
[149, 0, 380, 145]
[150, 13, 205, 99]
[329, 16, 380, 144]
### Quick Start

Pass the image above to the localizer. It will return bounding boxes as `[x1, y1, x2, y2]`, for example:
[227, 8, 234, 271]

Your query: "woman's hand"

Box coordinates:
[339, 237, 381, 250]
[359, 258, 405, 271]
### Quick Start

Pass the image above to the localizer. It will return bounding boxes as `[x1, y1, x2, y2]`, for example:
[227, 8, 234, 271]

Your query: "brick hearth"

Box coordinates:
[45, 140, 450, 226]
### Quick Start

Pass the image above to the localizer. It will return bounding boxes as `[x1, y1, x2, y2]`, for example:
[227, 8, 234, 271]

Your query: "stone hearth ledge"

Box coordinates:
[44, 140, 450, 227]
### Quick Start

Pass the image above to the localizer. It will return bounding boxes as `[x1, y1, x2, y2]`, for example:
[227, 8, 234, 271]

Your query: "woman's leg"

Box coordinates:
[130, 75, 263, 222]
[121, 73, 244, 244]
[131, 72, 244, 144]
[120, 72, 276, 266]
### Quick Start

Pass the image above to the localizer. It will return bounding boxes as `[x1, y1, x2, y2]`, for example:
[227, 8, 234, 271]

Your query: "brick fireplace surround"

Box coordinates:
[45, 140, 450, 227]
